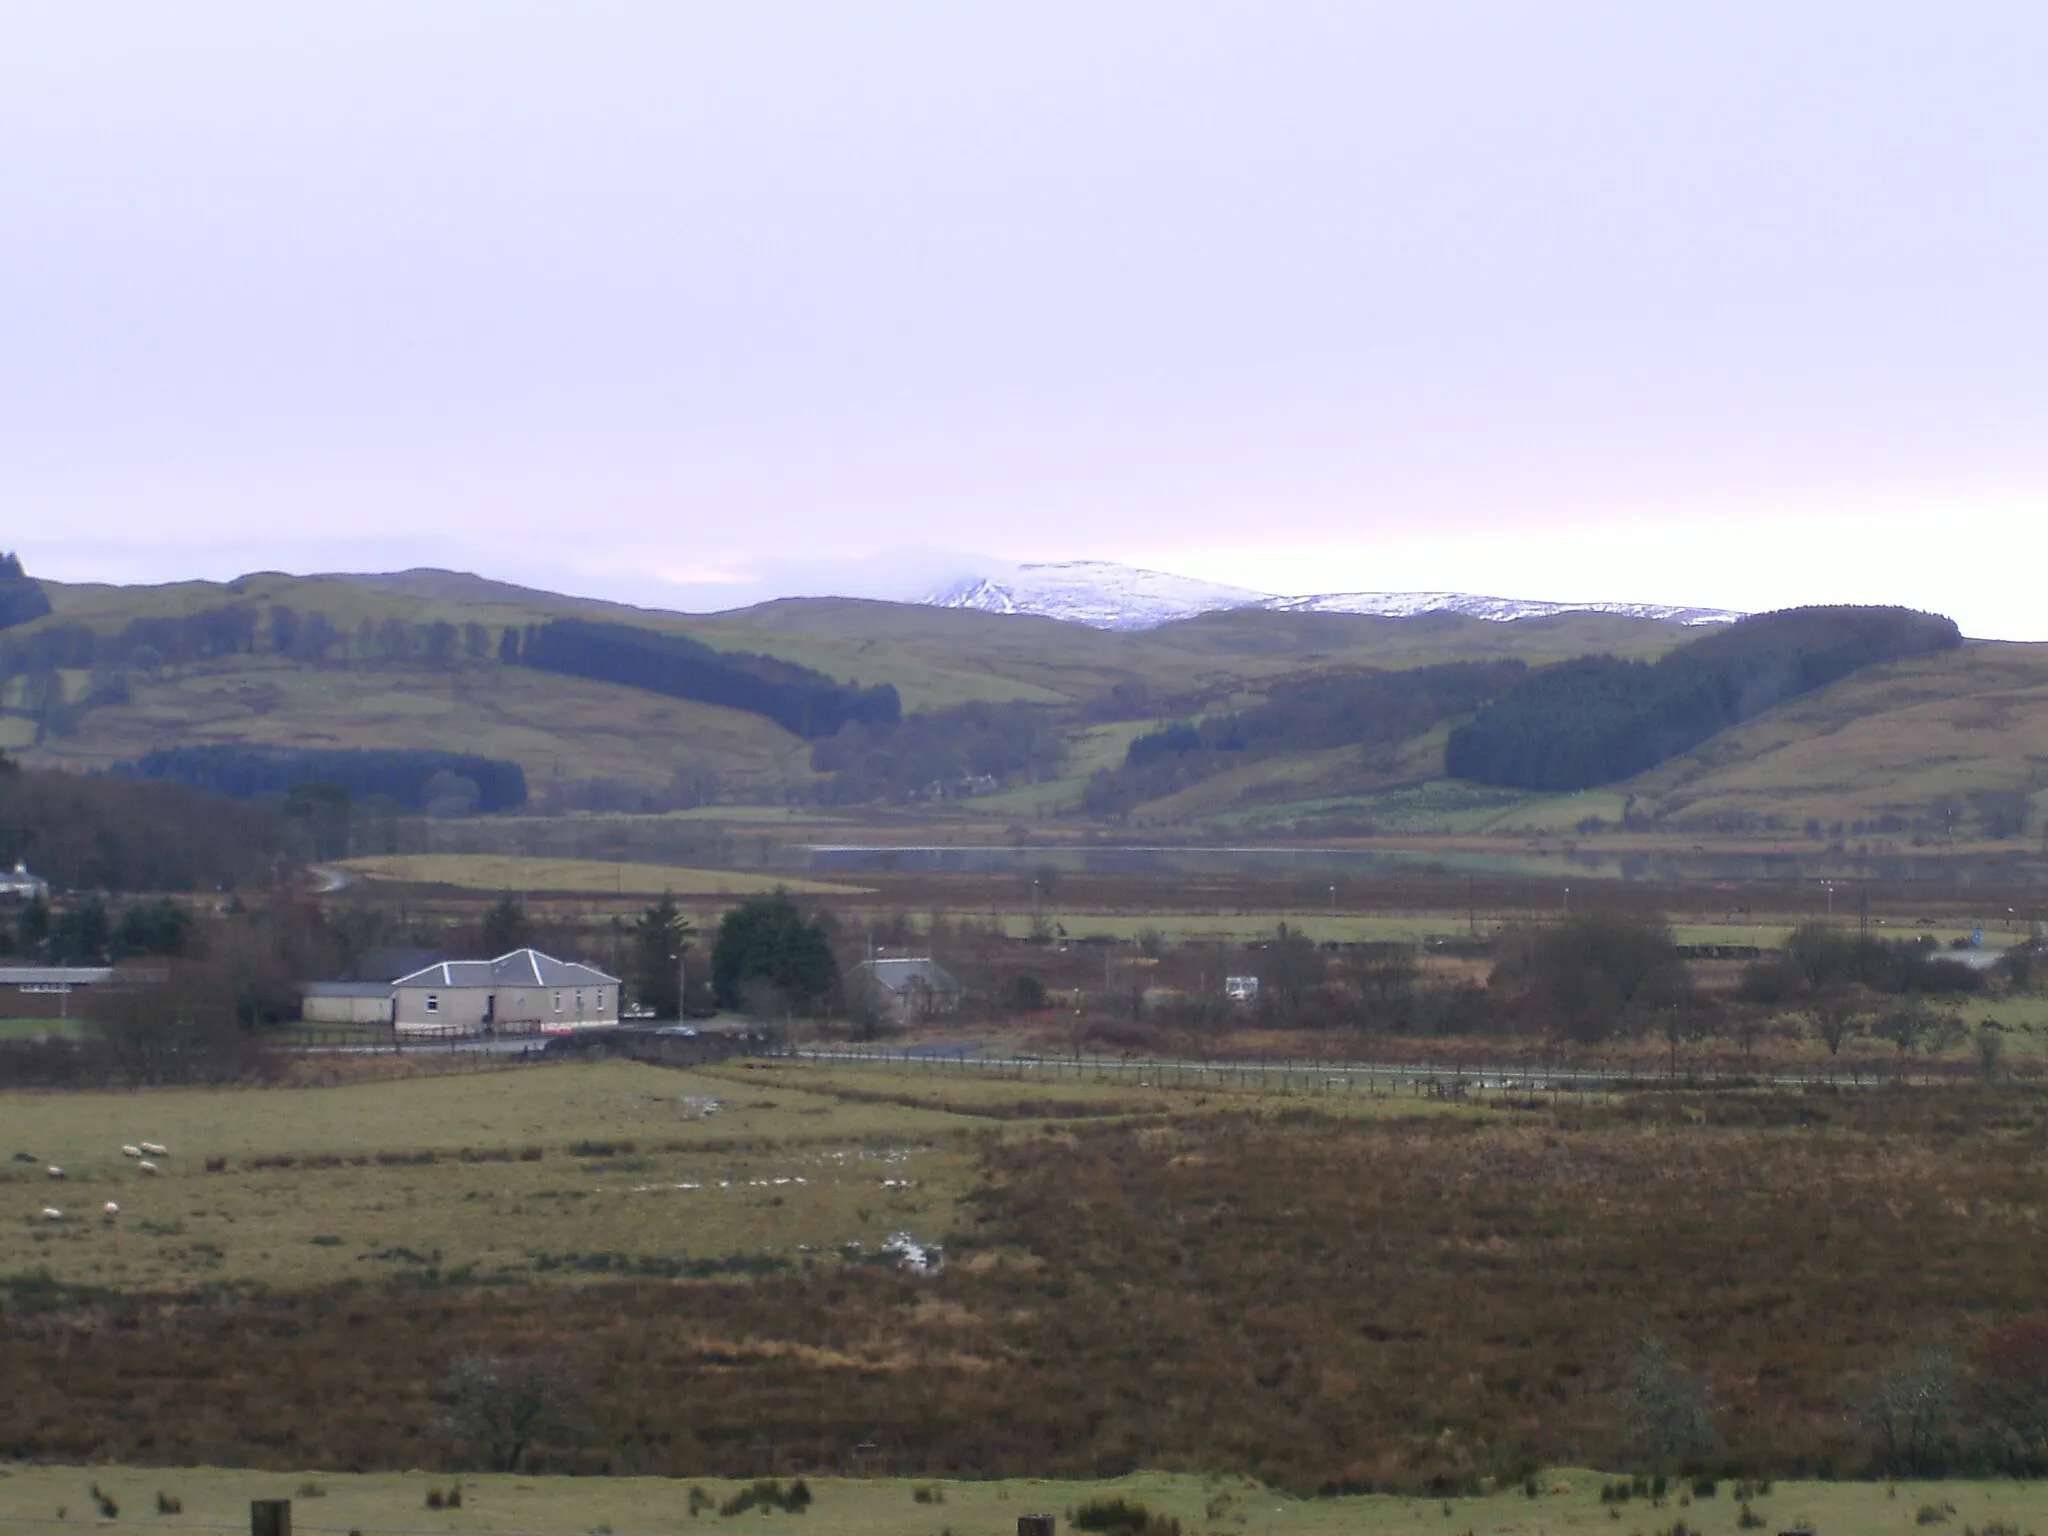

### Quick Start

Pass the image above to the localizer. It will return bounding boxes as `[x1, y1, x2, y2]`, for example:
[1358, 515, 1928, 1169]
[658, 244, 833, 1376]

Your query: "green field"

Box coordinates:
[0, 1062, 981, 1292]
[338, 854, 866, 897]
[0, 1018, 78, 1041]
[3, 1465, 2043, 1536]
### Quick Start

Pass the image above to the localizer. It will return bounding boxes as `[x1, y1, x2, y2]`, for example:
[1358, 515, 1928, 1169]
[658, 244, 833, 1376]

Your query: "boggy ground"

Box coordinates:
[7, 1067, 2048, 1489]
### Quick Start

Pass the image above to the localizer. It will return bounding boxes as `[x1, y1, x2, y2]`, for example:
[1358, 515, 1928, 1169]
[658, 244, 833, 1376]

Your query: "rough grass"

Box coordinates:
[8, 1084, 2048, 1484]
[1631, 643, 2048, 830]
[18, 654, 819, 793]
[338, 853, 865, 897]
[0, 1019, 80, 1041]
[0, 1062, 976, 1290]
[4, 1465, 2047, 1536]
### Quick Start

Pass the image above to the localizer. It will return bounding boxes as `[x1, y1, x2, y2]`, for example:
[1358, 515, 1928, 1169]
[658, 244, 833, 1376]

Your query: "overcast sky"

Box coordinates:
[5, 3, 2045, 635]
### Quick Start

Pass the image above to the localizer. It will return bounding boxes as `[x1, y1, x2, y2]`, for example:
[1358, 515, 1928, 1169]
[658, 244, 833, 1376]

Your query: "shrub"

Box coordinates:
[718, 1480, 810, 1517]
[1072, 1498, 1181, 1536]
[155, 1495, 181, 1516]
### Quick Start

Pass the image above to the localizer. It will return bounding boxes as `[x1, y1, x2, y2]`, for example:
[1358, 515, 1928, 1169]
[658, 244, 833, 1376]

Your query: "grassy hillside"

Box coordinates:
[9, 655, 815, 794]
[7, 572, 1703, 805]
[17, 568, 2045, 841]
[1626, 641, 2048, 836]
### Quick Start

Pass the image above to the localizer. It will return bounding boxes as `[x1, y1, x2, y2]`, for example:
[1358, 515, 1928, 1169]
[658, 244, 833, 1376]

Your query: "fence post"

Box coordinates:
[252, 1501, 291, 1536]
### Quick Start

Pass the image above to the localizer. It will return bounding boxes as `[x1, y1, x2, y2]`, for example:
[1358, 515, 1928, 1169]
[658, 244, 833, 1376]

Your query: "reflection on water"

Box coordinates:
[801, 842, 1867, 883]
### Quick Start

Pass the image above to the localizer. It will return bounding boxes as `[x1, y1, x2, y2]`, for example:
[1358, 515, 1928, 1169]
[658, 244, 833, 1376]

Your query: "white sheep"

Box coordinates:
[40, 1207, 63, 1222]
[46, 1166, 65, 1180]
[102, 1202, 120, 1220]
[139, 1142, 169, 1157]
[137, 1160, 161, 1176]
[121, 1145, 142, 1158]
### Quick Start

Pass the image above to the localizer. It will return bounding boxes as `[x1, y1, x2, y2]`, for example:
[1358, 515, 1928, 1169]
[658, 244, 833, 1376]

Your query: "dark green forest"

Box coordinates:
[0, 754, 288, 892]
[1445, 606, 1961, 791]
[112, 745, 528, 815]
[809, 700, 1066, 802]
[515, 619, 900, 740]
[1084, 660, 1527, 817]
[0, 553, 51, 631]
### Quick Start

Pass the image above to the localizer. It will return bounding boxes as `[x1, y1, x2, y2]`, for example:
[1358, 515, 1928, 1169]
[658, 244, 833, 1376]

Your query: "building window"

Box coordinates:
[425, 993, 439, 1014]
[553, 991, 562, 1012]
[575, 989, 584, 1013]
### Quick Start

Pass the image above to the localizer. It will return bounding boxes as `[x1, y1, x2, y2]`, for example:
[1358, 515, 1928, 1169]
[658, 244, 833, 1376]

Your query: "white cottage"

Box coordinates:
[391, 949, 621, 1037]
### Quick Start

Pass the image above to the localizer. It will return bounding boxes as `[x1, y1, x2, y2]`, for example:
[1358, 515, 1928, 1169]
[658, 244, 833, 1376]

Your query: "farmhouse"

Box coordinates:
[0, 861, 50, 903]
[853, 956, 961, 1021]
[391, 949, 621, 1037]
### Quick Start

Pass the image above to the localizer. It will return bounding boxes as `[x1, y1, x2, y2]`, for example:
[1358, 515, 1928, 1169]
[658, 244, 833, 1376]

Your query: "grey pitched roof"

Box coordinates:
[856, 957, 959, 995]
[342, 946, 447, 984]
[302, 981, 397, 999]
[0, 967, 114, 986]
[392, 948, 619, 989]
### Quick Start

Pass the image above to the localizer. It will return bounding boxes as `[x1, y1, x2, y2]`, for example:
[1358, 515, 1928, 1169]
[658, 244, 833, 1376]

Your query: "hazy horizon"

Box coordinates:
[7, 5, 2044, 637]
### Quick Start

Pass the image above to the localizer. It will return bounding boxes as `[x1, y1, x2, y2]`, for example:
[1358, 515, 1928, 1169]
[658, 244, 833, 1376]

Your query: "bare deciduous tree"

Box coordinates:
[438, 1354, 582, 1472]
[1618, 1335, 1715, 1465]
[1859, 1350, 1954, 1478]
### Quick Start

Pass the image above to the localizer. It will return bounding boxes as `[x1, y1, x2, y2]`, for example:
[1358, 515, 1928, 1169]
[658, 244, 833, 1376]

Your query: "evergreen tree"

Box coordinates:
[481, 894, 532, 956]
[632, 892, 696, 1018]
[710, 890, 836, 1013]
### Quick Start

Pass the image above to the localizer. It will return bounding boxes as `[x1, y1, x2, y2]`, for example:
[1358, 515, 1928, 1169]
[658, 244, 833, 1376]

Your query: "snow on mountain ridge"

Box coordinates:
[922, 561, 1267, 631]
[920, 561, 1738, 631]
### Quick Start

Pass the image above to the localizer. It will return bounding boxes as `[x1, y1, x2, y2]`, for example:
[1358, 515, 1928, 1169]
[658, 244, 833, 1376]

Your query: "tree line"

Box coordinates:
[808, 699, 1066, 802]
[111, 745, 529, 815]
[513, 618, 901, 741]
[1446, 606, 1963, 791]
[0, 753, 290, 893]
[1085, 660, 1527, 818]
[0, 552, 51, 631]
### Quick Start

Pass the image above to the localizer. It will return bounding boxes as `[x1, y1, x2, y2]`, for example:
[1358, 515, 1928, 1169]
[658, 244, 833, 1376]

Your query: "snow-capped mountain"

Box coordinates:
[919, 561, 1738, 631]
[1265, 591, 1740, 626]
[922, 562, 1268, 631]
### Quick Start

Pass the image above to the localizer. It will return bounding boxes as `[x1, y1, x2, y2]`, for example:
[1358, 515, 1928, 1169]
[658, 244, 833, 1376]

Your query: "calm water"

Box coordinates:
[800, 841, 1856, 882]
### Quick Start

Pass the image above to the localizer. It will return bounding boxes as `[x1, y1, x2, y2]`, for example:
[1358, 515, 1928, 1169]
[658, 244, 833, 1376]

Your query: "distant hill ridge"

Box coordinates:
[920, 560, 1740, 631]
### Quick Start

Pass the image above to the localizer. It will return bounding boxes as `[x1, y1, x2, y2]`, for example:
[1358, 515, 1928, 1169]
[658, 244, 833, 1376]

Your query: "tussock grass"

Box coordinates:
[8, 1089, 2048, 1485]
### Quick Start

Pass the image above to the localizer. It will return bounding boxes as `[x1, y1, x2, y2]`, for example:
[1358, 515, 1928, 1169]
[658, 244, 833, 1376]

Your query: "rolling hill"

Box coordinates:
[2, 563, 2041, 845]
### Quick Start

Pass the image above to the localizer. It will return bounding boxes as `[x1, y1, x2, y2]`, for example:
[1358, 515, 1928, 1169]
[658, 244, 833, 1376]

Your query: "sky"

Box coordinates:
[5, 3, 2045, 636]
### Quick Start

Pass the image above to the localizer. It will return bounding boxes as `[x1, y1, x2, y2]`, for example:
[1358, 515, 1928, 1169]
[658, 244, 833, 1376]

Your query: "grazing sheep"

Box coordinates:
[121, 1145, 142, 1158]
[137, 1160, 161, 1176]
[140, 1142, 169, 1157]
[46, 1166, 65, 1179]
[40, 1207, 63, 1222]
[102, 1202, 120, 1220]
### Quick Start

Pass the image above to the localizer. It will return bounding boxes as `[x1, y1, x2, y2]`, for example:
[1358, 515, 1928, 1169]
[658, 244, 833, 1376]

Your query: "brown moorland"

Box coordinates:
[6, 1086, 2047, 1488]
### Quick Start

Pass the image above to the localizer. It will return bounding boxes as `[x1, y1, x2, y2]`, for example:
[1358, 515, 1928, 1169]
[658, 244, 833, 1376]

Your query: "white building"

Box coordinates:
[0, 861, 50, 902]
[390, 949, 621, 1037]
